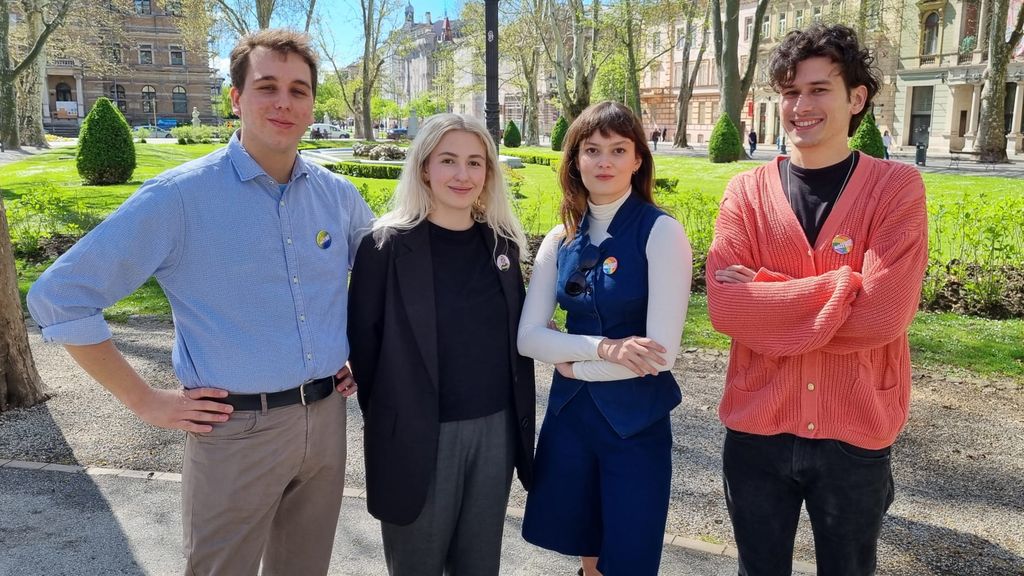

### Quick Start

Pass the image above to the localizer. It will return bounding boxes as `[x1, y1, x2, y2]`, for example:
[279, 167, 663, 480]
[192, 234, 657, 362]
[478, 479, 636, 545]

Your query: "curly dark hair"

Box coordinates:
[768, 23, 880, 136]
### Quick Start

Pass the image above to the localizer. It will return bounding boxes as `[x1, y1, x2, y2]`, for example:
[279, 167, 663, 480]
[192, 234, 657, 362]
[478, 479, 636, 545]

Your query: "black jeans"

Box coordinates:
[723, 430, 894, 576]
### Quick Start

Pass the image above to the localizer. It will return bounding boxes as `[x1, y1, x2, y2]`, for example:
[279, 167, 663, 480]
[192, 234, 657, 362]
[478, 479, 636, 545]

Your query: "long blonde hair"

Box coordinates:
[372, 114, 528, 256]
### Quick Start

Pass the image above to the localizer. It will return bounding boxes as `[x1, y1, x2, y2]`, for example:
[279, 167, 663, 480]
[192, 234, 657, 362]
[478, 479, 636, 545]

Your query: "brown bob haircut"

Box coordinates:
[768, 23, 880, 136]
[230, 29, 319, 97]
[558, 101, 655, 242]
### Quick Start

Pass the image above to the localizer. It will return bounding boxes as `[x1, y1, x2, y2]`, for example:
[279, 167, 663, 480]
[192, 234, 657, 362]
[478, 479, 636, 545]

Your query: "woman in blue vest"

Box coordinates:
[518, 101, 693, 575]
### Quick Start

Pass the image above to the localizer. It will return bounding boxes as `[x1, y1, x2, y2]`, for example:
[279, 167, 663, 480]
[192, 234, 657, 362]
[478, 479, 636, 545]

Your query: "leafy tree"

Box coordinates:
[707, 113, 744, 163]
[76, 97, 136, 185]
[674, 0, 710, 148]
[592, 52, 628, 103]
[551, 116, 569, 151]
[408, 93, 448, 120]
[504, 120, 522, 147]
[849, 113, 885, 159]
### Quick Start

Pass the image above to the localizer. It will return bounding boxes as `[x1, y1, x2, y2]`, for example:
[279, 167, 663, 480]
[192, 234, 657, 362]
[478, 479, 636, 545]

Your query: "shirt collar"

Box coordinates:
[227, 130, 310, 184]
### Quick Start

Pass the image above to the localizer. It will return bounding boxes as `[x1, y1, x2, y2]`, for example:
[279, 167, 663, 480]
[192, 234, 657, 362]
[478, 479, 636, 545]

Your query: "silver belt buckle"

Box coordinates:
[299, 381, 309, 406]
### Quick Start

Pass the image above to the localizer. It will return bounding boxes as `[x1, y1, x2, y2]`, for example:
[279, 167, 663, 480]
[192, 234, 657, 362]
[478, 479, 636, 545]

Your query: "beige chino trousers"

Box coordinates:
[182, 391, 347, 576]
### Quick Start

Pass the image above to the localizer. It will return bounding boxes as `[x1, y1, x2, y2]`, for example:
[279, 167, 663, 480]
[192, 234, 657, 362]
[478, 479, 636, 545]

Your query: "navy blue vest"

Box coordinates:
[551, 192, 681, 438]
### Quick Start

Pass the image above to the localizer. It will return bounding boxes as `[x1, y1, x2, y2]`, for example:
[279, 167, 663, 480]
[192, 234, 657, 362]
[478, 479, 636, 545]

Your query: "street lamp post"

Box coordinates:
[485, 0, 499, 152]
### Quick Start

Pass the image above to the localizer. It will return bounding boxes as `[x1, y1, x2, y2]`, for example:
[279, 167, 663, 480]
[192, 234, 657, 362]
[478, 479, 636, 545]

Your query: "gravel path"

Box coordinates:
[2, 318, 1022, 575]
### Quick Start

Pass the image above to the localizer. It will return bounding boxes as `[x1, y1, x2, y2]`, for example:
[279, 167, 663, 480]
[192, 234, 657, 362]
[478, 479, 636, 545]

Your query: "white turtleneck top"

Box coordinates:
[517, 190, 693, 381]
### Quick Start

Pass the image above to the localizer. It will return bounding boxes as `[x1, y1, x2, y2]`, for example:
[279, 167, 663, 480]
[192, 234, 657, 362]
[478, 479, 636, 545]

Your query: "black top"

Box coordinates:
[429, 222, 512, 422]
[779, 152, 859, 246]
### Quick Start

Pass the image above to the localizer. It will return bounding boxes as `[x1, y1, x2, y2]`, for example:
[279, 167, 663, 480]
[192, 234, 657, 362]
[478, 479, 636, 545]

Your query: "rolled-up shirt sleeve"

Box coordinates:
[27, 178, 185, 345]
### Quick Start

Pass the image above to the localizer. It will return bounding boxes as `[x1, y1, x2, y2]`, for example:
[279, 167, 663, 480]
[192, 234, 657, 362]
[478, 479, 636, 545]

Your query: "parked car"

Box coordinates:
[132, 125, 172, 138]
[387, 128, 408, 140]
[308, 123, 349, 139]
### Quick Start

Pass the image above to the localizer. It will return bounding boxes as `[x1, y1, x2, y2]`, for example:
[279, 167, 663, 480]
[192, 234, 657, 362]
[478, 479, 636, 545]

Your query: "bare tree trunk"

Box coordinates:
[0, 197, 47, 412]
[712, 0, 768, 160]
[976, 0, 1024, 162]
[17, 1, 49, 147]
[674, 4, 709, 148]
[1, 0, 22, 151]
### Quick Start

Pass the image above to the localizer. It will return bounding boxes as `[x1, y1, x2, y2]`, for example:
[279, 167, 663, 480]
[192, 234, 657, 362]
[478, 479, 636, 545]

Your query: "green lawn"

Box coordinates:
[3, 144, 1022, 379]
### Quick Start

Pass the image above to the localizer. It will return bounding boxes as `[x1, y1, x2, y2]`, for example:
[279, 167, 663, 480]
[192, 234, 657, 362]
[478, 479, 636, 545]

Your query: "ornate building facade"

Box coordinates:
[43, 0, 216, 136]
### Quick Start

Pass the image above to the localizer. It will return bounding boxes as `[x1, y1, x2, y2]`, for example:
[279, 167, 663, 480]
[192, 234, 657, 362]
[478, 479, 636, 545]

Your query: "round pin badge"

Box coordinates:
[602, 256, 618, 275]
[832, 234, 853, 255]
[316, 230, 332, 249]
[496, 254, 511, 271]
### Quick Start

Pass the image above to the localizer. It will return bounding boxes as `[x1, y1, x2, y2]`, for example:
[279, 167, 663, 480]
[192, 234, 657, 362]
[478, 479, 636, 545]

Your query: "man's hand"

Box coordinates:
[597, 336, 666, 376]
[335, 364, 357, 397]
[130, 387, 232, 434]
[715, 264, 756, 284]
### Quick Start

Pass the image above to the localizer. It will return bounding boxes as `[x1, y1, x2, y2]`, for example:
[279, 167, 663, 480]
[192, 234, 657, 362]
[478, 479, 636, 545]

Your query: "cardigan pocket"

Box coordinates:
[846, 352, 903, 442]
[730, 345, 779, 393]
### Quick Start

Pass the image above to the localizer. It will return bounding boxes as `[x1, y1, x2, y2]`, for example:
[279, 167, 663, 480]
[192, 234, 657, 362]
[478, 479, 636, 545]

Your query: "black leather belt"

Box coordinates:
[221, 376, 336, 411]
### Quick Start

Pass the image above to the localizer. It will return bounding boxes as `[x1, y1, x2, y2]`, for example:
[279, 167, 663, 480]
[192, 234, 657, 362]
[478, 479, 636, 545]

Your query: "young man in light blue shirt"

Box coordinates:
[28, 29, 372, 575]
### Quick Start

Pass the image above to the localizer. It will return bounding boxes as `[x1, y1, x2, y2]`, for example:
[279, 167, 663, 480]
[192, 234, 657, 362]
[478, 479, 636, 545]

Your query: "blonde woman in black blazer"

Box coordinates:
[347, 114, 535, 576]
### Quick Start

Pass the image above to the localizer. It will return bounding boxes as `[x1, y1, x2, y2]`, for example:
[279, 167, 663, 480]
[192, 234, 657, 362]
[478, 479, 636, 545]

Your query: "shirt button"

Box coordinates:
[293, 276, 298, 284]
[306, 353, 312, 360]
[287, 238, 292, 244]
[807, 422, 816, 431]
[300, 314, 305, 322]
[807, 382, 815, 391]
[280, 200, 286, 207]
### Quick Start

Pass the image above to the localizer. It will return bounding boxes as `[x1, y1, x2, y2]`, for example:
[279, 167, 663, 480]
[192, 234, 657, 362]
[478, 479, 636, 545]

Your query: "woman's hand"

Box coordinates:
[555, 362, 575, 378]
[597, 337, 666, 376]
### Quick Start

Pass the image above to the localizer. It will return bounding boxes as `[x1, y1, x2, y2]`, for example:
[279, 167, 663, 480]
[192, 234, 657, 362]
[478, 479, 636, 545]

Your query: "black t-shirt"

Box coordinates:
[429, 222, 511, 422]
[779, 152, 859, 246]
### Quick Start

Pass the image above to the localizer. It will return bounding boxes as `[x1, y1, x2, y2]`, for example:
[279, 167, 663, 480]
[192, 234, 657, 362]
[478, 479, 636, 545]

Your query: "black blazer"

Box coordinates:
[348, 220, 535, 526]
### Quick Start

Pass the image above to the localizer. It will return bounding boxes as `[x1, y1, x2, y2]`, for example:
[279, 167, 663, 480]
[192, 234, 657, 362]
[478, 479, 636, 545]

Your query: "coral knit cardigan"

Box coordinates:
[707, 154, 928, 450]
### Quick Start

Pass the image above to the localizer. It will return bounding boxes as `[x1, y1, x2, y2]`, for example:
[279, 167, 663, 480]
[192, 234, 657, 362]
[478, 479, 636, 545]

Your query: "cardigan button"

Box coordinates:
[807, 382, 815, 391]
[520, 417, 530, 429]
[807, 422, 816, 431]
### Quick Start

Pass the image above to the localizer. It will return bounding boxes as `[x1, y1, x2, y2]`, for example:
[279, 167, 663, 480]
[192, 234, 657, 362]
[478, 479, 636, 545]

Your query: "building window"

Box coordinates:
[106, 43, 122, 64]
[142, 85, 156, 113]
[110, 84, 127, 112]
[778, 12, 787, 36]
[744, 17, 753, 41]
[922, 12, 939, 55]
[139, 44, 153, 65]
[698, 101, 706, 124]
[134, 0, 151, 15]
[676, 27, 686, 49]
[652, 32, 661, 51]
[166, 0, 182, 15]
[813, 6, 822, 21]
[865, 0, 881, 30]
[674, 62, 683, 82]
[961, 0, 980, 52]
[762, 16, 770, 39]
[172, 86, 187, 113]
[795, 9, 804, 29]
[55, 82, 73, 101]
[170, 45, 184, 66]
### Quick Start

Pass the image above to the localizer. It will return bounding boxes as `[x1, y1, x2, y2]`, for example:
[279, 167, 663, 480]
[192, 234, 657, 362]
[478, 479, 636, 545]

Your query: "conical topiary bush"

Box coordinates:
[551, 116, 569, 151]
[708, 113, 745, 163]
[504, 120, 522, 148]
[849, 113, 886, 159]
[76, 97, 136, 185]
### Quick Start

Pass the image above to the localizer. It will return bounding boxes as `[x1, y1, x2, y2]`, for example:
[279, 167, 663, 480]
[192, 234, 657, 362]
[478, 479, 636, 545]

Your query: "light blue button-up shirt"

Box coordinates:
[27, 133, 374, 393]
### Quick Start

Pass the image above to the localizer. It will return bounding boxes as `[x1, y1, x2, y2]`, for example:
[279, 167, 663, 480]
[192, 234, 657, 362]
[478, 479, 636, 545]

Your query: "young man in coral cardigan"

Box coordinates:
[706, 24, 928, 576]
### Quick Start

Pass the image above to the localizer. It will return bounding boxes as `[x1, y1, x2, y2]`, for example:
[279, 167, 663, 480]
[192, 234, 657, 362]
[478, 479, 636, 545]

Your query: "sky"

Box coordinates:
[212, 0, 464, 81]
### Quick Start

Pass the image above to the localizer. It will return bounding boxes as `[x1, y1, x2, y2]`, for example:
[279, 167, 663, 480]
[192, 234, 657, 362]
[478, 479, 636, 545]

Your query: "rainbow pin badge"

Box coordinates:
[316, 230, 332, 249]
[832, 234, 853, 255]
[602, 256, 619, 275]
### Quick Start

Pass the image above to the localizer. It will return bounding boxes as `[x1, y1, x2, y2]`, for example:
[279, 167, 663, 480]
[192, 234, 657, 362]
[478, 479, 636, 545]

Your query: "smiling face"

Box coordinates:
[577, 131, 642, 205]
[423, 130, 487, 229]
[779, 56, 867, 167]
[230, 47, 315, 165]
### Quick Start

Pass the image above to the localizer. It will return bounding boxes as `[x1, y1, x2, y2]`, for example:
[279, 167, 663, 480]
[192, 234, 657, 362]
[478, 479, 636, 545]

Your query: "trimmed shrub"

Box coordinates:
[551, 116, 569, 151]
[368, 144, 406, 160]
[501, 149, 560, 166]
[504, 120, 522, 148]
[707, 114, 745, 163]
[326, 161, 403, 179]
[171, 125, 216, 144]
[849, 113, 886, 159]
[76, 97, 136, 185]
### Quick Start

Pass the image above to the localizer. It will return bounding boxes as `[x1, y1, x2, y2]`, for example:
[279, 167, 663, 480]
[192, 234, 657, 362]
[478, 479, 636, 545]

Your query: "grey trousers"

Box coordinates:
[381, 409, 516, 576]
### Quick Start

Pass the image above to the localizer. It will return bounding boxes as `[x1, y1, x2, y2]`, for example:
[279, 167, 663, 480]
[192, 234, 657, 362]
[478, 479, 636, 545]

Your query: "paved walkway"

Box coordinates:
[0, 461, 805, 576]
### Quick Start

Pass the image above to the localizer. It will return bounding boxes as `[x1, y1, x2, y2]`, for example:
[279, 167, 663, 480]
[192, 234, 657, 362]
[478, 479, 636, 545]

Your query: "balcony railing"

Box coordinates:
[50, 58, 78, 68]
